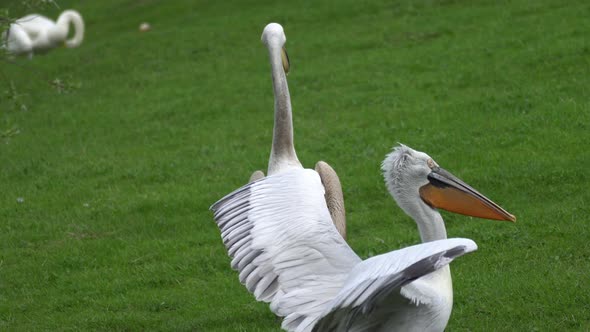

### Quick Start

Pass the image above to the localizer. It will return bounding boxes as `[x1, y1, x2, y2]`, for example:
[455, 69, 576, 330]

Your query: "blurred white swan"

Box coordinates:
[2, 10, 84, 58]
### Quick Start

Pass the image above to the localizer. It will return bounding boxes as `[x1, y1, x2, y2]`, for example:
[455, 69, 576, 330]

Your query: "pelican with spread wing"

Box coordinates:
[211, 144, 515, 331]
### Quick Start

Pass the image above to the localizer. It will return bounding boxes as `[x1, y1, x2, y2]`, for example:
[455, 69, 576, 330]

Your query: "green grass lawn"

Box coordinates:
[1, 0, 589, 330]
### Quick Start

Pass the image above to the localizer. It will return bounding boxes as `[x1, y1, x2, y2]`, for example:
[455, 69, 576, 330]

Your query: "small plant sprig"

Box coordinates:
[51, 77, 81, 94]
[3, 80, 28, 112]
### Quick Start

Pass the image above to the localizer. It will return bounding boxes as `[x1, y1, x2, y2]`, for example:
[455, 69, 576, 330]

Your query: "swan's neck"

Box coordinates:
[55, 10, 84, 48]
[266, 44, 301, 174]
[48, 15, 68, 43]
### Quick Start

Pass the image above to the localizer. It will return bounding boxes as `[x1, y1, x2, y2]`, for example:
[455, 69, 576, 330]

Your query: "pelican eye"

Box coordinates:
[427, 158, 436, 169]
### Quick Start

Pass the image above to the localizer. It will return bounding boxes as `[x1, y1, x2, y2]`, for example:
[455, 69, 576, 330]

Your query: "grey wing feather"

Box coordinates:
[211, 181, 281, 303]
[312, 239, 477, 332]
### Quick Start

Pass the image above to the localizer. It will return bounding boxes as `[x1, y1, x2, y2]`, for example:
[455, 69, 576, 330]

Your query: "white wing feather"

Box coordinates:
[211, 169, 361, 325]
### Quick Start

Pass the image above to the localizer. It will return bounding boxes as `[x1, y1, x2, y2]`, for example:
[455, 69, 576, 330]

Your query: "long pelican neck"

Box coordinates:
[387, 177, 453, 313]
[407, 197, 453, 308]
[266, 44, 301, 174]
[405, 196, 448, 243]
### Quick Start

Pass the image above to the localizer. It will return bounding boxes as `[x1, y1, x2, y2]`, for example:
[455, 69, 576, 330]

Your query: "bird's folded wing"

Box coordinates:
[211, 168, 361, 328]
[5, 25, 32, 49]
[310, 238, 477, 332]
[17, 15, 53, 34]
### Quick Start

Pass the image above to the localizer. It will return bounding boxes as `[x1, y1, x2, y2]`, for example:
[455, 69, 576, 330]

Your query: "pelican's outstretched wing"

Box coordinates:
[248, 162, 346, 239]
[211, 169, 361, 325]
[310, 238, 477, 332]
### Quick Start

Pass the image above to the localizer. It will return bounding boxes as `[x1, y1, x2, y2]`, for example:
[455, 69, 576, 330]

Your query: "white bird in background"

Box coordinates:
[249, 23, 346, 239]
[2, 10, 84, 58]
[211, 144, 515, 331]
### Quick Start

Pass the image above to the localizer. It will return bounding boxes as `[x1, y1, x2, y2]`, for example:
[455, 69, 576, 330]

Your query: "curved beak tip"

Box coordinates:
[507, 213, 517, 223]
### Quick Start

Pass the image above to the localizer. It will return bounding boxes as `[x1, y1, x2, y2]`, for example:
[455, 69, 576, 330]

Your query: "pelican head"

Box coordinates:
[261, 23, 290, 74]
[382, 144, 516, 222]
[261, 23, 286, 46]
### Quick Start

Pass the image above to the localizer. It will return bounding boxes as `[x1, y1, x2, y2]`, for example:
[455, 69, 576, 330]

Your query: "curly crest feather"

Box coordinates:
[381, 144, 414, 189]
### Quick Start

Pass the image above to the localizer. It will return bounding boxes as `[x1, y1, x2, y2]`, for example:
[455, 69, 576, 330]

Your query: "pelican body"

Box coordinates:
[251, 23, 346, 239]
[211, 144, 515, 331]
[2, 10, 84, 58]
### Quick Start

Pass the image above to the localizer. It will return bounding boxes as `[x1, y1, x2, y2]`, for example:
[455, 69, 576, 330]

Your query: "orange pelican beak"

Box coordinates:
[419, 167, 516, 222]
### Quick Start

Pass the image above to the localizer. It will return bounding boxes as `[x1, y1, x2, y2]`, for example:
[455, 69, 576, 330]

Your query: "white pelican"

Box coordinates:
[250, 23, 346, 239]
[211, 144, 515, 331]
[2, 10, 84, 58]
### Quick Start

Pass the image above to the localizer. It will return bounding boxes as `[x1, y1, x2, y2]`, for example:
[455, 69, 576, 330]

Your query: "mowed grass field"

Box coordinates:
[1, 0, 589, 330]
